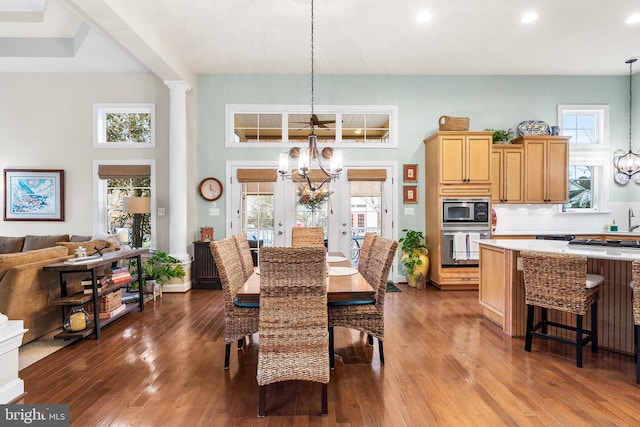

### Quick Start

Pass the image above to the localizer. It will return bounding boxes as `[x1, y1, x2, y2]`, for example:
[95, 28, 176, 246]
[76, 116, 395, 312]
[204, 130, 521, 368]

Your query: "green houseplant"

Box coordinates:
[399, 229, 429, 289]
[486, 128, 514, 144]
[130, 250, 185, 291]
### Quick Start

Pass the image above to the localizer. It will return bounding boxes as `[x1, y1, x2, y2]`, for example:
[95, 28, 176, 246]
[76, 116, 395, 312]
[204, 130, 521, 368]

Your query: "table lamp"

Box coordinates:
[122, 197, 150, 248]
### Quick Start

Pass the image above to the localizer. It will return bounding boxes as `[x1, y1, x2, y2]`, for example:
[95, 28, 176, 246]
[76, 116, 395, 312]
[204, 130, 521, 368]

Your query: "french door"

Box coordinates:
[227, 162, 396, 274]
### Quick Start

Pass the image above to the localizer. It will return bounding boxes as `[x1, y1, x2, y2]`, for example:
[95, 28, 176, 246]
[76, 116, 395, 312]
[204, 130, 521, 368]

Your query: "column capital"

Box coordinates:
[164, 80, 192, 93]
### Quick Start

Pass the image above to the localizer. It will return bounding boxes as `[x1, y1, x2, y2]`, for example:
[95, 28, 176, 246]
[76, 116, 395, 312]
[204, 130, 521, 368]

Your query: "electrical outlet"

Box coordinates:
[157, 208, 166, 216]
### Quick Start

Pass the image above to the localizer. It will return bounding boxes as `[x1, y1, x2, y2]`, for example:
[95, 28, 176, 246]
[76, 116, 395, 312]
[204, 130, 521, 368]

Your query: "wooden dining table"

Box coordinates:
[235, 252, 374, 305]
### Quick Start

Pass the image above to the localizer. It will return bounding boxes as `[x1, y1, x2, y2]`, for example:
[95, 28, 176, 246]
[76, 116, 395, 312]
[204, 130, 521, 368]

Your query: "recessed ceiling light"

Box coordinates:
[626, 14, 640, 24]
[416, 10, 431, 23]
[521, 12, 538, 24]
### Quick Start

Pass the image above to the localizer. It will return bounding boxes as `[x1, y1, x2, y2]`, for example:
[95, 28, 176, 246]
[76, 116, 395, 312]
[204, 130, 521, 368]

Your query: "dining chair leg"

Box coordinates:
[525, 304, 534, 352]
[321, 383, 328, 415]
[224, 343, 231, 370]
[378, 339, 384, 365]
[258, 385, 266, 417]
[238, 337, 244, 349]
[541, 308, 548, 334]
[576, 315, 584, 368]
[367, 334, 374, 346]
[329, 327, 335, 369]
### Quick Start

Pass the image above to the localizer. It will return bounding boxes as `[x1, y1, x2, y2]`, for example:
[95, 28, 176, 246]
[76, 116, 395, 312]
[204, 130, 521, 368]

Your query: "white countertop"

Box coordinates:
[480, 239, 640, 261]
[492, 230, 640, 238]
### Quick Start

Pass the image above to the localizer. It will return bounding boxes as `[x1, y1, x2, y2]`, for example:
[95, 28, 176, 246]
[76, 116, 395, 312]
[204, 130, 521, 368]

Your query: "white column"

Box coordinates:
[164, 80, 191, 262]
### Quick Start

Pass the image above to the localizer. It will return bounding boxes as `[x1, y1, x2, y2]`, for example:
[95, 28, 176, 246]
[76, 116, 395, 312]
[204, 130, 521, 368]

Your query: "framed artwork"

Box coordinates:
[403, 185, 418, 204]
[403, 164, 418, 182]
[4, 169, 65, 221]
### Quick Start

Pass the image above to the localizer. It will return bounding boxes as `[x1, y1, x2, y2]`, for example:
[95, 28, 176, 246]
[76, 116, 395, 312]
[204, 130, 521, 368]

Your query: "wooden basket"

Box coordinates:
[438, 115, 470, 131]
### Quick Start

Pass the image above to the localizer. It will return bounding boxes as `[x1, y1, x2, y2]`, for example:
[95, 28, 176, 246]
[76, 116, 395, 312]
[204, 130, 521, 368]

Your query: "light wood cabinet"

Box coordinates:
[427, 132, 492, 185]
[491, 145, 524, 203]
[513, 136, 569, 204]
[423, 131, 493, 290]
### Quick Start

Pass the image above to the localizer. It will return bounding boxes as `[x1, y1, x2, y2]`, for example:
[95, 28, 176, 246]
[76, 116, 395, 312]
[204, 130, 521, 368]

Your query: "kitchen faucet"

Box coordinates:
[629, 208, 640, 232]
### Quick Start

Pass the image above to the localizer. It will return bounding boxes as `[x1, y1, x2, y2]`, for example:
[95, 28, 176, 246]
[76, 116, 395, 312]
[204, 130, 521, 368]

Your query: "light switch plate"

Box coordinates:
[157, 208, 166, 216]
[209, 208, 220, 216]
[404, 207, 415, 215]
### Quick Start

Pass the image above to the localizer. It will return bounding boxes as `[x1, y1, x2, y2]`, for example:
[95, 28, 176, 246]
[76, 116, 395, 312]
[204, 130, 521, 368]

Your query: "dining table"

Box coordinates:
[235, 252, 374, 305]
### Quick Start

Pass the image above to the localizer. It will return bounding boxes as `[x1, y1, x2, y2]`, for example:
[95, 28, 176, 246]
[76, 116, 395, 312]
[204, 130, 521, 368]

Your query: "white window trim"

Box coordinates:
[93, 103, 156, 148]
[557, 104, 609, 149]
[225, 104, 398, 148]
[92, 159, 157, 248]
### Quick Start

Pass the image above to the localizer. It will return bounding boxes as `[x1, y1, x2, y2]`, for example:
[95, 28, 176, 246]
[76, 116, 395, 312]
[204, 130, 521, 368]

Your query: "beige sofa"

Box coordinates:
[0, 234, 118, 344]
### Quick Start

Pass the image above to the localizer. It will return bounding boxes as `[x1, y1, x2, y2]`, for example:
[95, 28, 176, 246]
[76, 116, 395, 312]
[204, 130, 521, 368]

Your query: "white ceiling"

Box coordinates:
[1, 0, 640, 83]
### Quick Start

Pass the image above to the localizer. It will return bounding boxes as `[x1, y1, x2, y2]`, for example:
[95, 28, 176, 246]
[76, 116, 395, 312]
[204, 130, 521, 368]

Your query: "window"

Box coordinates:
[558, 105, 610, 212]
[93, 103, 155, 147]
[242, 182, 275, 246]
[226, 104, 397, 148]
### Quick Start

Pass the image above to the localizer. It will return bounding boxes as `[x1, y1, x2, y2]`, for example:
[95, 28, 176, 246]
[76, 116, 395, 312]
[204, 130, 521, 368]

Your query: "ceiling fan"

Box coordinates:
[292, 114, 336, 129]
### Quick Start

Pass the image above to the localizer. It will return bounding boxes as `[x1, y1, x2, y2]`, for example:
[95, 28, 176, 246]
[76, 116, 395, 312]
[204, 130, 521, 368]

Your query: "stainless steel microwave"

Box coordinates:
[442, 198, 490, 225]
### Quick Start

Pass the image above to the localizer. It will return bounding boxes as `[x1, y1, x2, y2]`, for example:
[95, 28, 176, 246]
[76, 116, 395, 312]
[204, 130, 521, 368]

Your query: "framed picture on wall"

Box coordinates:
[403, 164, 418, 182]
[403, 185, 418, 204]
[3, 169, 65, 221]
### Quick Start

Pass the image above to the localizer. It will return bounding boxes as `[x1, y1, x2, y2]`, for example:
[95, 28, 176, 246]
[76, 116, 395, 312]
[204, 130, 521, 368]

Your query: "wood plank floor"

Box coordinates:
[17, 284, 640, 426]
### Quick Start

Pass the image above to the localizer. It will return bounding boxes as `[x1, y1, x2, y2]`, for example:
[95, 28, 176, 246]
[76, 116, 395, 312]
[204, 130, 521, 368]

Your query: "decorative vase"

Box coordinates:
[402, 250, 430, 289]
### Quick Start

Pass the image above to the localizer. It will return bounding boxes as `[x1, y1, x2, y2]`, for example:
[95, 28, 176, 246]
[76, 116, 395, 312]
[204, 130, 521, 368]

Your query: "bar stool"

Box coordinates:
[521, 251, 602, 368]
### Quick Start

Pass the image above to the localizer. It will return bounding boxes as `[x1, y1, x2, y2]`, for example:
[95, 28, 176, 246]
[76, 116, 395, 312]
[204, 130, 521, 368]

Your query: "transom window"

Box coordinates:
[557, 105, 610, 212]
[93, 103, 156, 147]
[226, 104, 398, 148]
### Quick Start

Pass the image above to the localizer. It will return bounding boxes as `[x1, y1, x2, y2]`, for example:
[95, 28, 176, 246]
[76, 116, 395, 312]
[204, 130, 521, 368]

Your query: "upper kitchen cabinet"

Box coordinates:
[491, 144, 524, 203]
[513, 136, 569, 204]
[424, 131, 493, 196]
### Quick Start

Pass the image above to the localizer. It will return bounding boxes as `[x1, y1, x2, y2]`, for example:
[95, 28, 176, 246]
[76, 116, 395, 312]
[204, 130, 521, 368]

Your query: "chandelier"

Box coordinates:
[277, 0, 342, 192]
[613, 58, 640, 185]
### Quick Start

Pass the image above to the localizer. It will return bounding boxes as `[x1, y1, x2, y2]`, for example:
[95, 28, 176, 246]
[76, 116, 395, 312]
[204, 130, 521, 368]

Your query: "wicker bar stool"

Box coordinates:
[291, 227, 325, 247]
[632, 261, 640, 383]
[233, 232, 256, 281]
[521, 251, 602, 368]
[328, 236, 398, 368]
[210, 237, 259, 370]
[257, 246, 329, 417]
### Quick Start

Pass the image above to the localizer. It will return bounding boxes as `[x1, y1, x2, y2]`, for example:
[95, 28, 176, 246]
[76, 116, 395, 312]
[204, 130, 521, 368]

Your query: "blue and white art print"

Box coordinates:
[4, 169, 65, 221]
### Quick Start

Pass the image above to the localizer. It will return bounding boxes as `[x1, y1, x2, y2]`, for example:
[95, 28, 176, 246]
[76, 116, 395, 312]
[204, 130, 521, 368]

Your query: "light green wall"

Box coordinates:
[197, 74, 640, 237]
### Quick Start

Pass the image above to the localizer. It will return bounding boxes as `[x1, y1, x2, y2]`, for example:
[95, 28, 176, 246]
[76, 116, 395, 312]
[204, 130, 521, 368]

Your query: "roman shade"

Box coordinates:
[98, 165, 151, 179]
[236, 169, 278, 182]
[347, 169, 387, 181]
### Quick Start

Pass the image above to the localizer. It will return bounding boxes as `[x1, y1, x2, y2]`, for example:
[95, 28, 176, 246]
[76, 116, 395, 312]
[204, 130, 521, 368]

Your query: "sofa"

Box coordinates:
[0, 234, 119, 344]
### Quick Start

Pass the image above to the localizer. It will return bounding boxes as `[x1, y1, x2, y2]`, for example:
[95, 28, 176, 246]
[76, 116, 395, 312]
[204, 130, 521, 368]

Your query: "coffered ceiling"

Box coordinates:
[1, 0, 639, 86]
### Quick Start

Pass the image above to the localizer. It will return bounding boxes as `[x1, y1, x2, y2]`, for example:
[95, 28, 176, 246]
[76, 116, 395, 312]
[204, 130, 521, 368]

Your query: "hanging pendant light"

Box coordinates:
[613, 58, 640, 185]
[278, 0, 342, 192]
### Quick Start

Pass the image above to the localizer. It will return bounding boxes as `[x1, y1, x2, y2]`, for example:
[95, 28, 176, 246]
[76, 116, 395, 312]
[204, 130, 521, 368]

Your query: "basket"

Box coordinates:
[438, 115, 470, 131]
[85, 289, 122, 314]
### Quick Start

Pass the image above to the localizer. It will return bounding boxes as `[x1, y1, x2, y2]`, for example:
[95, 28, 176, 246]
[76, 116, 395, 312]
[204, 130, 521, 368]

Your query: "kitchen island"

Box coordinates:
[479, 239, 637, 354]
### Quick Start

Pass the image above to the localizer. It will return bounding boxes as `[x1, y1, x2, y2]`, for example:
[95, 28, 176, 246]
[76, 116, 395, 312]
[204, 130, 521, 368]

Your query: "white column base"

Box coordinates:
[0, 320, 27, 404]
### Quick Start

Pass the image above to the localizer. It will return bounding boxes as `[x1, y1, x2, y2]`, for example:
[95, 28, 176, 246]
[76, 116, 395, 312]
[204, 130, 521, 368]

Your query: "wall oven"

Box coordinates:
[441, 197, 491, 267]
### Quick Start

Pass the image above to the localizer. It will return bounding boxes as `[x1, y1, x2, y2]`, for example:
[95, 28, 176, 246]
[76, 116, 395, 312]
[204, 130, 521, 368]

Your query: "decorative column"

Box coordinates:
[164, 80, 191, 263]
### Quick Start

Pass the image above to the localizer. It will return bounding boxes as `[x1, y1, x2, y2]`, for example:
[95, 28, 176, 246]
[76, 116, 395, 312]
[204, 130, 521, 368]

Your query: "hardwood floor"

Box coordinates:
[17, 285, 640, 426]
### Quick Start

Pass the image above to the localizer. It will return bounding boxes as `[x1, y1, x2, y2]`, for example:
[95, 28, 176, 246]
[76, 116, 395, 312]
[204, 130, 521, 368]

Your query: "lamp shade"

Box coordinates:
[123, 197, 150, 214]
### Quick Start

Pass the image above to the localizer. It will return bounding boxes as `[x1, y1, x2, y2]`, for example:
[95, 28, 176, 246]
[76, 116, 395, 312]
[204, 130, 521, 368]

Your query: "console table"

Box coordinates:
[44, 248, 148, 340]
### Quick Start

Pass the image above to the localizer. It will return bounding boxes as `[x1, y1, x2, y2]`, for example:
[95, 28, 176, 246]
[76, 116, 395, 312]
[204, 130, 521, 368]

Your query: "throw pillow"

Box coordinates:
[22, 235, 69, 251]
[0, 236, 25, 254]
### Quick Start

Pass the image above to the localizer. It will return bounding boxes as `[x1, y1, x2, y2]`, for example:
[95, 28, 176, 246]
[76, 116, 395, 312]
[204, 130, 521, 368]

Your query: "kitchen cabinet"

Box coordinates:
[425, 132, 492, 185]
[491, 145, 524, 203]
[423, 131, 493, 290]
[513, 136, 569, 204]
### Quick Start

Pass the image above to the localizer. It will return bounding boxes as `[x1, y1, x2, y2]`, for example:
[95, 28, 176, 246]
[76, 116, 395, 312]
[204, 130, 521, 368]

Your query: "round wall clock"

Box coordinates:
[199, 177, 223, 201]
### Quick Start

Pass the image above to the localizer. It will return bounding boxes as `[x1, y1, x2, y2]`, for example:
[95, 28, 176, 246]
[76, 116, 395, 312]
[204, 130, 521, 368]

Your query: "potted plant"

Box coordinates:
[486, 128, 514, 144]
[130, 251, 185, 292]
[399, 229, 429, 289]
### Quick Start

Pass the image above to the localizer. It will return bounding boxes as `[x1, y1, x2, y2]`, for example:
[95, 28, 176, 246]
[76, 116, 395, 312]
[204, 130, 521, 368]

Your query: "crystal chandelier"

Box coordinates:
[613, 58, 640, 185]
[278, 0, 342, 192]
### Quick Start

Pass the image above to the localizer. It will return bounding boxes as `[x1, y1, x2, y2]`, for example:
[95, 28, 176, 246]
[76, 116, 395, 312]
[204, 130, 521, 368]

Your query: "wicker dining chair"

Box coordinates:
[257, 246, 329, 417]
[233, 232, 256, 281]
[328, 235, 398, 368]
[632, 260, 640, 383]
[356, 232, 376, 277]
[521, 250, 602, 368]
[291, 227, 325, 247]
[210, 237, 259, 370]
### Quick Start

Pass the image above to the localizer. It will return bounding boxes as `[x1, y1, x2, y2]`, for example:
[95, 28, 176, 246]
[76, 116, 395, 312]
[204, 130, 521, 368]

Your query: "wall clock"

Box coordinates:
[199, 177, 223, 201]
